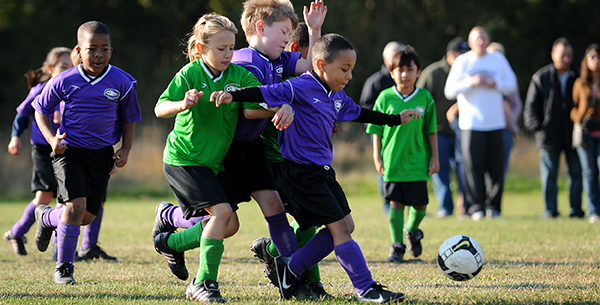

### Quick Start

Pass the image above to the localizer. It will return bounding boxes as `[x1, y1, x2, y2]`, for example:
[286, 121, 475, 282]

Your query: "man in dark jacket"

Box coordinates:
[523, 37, 585, 219]
[417, 37, 469, 218]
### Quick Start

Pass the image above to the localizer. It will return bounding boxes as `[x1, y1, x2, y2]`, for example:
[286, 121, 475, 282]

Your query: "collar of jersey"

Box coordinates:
[250, 47, 272, 63]
[199, 59, 223, 82]
[393, 86, 419, 102]
[78, 64, 112, 85]
[307, 71, 333, 97]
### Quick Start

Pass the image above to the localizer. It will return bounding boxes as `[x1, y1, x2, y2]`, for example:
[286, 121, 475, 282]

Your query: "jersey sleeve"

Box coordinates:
[258, 81, 294, 108]
[33, 77, 62, 116]
[337, 93, 362, 122]
[281, 51, 301, 78]
[423, 92, 437, 135]
[240, 69, 267, 110]
[365, 93, 385, 136]
[118, 78, 142, 123]
[157, 71, 190, 107]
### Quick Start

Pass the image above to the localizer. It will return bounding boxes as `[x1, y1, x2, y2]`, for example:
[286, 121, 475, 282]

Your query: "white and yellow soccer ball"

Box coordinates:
[437, 235, 484, 281]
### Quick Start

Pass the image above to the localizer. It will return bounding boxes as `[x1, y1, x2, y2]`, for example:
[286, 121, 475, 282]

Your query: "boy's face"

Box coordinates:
[257, 18, 293, 60]
[197, 30, 235, 75]
[391, 60, 421, 92]
[316, 49, 356, 92]
[77, 33, 112, 77]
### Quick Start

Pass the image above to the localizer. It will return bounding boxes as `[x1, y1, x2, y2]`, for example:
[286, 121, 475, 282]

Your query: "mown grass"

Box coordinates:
[1, 189, 599, 304]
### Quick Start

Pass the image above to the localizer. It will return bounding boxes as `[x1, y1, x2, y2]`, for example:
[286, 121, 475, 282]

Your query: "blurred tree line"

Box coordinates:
[1, 0, 599, 196]
[1, 0, 600, 130]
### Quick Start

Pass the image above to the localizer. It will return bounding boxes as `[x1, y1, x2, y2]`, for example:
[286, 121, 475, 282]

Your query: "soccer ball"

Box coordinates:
[437, 235, 484, 281]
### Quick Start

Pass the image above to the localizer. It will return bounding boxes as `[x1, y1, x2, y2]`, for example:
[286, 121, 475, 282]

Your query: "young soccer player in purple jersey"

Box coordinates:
[212, 33, 418, 303]
[32, 21, 141, 285]
[4, 47, 72, 257]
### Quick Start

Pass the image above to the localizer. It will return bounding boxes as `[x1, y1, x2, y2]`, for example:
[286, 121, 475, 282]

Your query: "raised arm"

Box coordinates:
[295, 0, 327, 74]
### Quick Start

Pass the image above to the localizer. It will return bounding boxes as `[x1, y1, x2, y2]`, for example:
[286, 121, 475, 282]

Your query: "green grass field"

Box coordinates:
[1, 191, 599, 304]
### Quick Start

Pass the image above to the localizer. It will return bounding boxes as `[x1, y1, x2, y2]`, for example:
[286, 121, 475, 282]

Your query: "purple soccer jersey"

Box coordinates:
[259, 71, 362, 165]
[33, 65, 141, 149]
[15, 82, 59, 145]
[231, 47, 301, 141]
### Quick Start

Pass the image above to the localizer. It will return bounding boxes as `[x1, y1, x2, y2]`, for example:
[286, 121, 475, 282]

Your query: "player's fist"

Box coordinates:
[182, 89, 201, 111]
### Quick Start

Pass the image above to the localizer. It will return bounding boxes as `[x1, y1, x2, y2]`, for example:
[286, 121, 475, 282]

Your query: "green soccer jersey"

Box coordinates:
[157, 59, 262, 174]
[366, 86, 437, 182]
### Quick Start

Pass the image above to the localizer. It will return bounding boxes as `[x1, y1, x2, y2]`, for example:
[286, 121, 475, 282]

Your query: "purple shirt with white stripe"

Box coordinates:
[231, 47, 300, 142]
[259, 71, 362, 165]
[33, 64, 141, 149]
[16, 82, 59, 145]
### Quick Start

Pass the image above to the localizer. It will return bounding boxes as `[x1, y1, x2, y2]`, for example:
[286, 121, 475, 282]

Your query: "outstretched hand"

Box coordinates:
[399, 109, 421, 124]
[181, 89, 201, 111]
[210, 91, 233, 107]
[304, 0, 327, 31]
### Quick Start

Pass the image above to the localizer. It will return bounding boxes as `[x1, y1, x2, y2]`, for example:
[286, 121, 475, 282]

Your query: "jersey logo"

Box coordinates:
[200, 83, 207, 89]
[334, 100, 343, 113]
[224, 83, 241, 92]
[416, 105, 426, 115]
[313, 98, 322, 104]
[276, 65, 283, 77]
[103, 88, 120, 100]
[71, 85, 81, 90]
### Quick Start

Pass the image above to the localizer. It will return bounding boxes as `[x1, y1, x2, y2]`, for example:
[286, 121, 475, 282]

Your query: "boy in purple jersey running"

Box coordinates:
[4, 47, 72, 257]
[219, 0, 326, 300]
[33, 21, 141, 284]
[211, 33, 417, 303]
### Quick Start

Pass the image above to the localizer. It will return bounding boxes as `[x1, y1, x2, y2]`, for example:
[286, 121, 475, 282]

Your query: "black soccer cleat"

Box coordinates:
[152, 201, 176, 243]
[154, 232, 188, 280]
[34, 205, 55, 252]
[76, 245, 117, 261]
[310, 281, 334, 300]
[387, 242, 406, 263]
[250, 237, 278, 287]
[185, 278, 226, 303]
[54, 263, 76, 285]
[404, 229, 423, 258]
[274, 255, 298, 300]
[357, 282, 405, 303]
[4, 230, 27, 256]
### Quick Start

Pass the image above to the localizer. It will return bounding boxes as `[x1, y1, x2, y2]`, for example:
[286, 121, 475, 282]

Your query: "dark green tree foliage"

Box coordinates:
[1, 0, 600, 133]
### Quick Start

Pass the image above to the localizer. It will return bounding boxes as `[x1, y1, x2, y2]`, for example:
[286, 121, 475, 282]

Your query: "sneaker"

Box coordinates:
[590, 214, 600, 224]
[471, 210, 485, 221]
[154, 232, 188, 280]
[357, 283, 405, 303]
[309, 282, 333, 300]
[404, 229, 423, 258]
[3, 230, 27, 256]
[437, 209, 449, 218]
[387, 242, 406, 263]
[274, 256, 298, 300]
[76, 245, 117, 261]
[486, 209, 500, 220]
[35, 205, 55, 252]
[152, 201, 176, 242]
[185, 278, 226, 303]
[250, 237, 277, 287]
[54, 263, 76, 285]
[569, 211, 585, 219]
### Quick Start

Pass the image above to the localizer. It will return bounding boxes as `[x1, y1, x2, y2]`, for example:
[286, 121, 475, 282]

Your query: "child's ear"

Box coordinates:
[416, 69, 422, 78]
[316, 59, 326, 72]
[195, 43, 204, 54]
[256, 20, 265, 36]
[289, 42, 300, 53]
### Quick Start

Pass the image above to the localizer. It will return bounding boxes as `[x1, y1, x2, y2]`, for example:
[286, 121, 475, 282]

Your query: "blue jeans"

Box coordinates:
[576, 135, 600, 217]
[503, 129, 513, 175]
[539, 148, 583, 217]
[432, 134, 456, 215]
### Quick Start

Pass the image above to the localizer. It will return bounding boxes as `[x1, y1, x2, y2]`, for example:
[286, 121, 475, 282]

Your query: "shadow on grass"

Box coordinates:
[0, 292, 181, 301]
